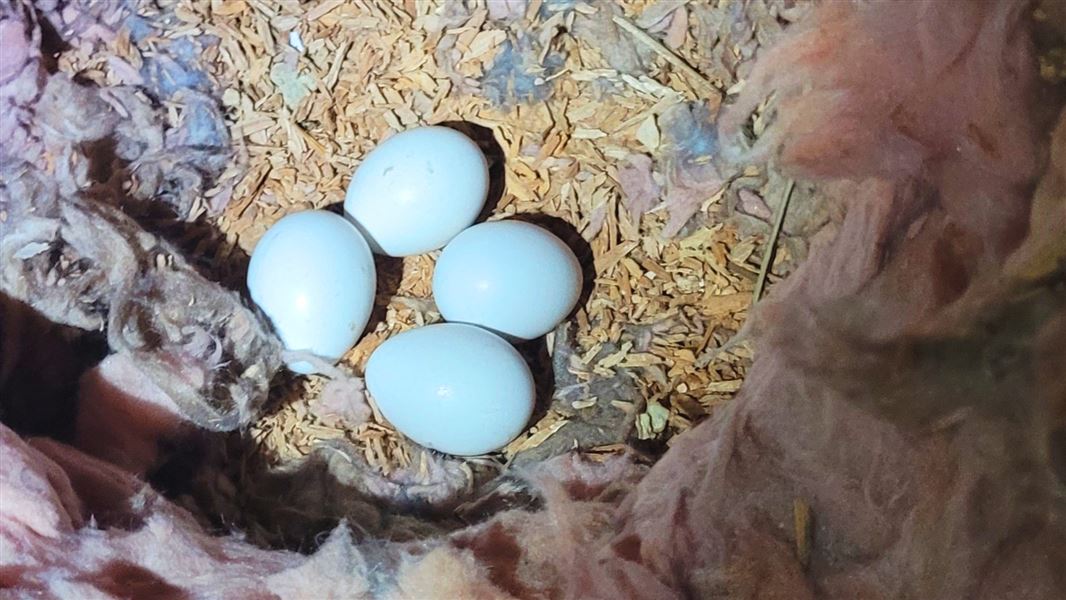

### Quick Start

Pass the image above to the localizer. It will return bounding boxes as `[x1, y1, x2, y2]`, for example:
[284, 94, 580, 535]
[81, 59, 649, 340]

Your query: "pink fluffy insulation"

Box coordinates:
[2, 0, 1065, 598]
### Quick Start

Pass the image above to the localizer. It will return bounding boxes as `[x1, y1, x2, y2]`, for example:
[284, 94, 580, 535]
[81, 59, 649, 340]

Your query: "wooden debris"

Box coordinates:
[635, 400, 670, 440]
[611, 14, 720, 96]
[502, 411, 570, 459]
[753, 180, 796, 302]
[793, 497, 813, 569]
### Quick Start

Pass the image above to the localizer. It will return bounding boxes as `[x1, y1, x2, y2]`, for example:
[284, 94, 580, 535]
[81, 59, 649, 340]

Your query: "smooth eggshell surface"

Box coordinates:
[433, 220, 583, 340]
[343, 126, 489, 257]
[365, 323, 534, 456]
[247, 211, 376, 374]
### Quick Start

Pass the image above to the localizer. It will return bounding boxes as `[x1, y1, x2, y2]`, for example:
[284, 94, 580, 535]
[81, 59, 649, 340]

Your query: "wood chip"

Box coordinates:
[503, 412, 570, 458]
[306, 0, 344, 22]
[703, 380, 744, 393]
[635, 114, 660, 151]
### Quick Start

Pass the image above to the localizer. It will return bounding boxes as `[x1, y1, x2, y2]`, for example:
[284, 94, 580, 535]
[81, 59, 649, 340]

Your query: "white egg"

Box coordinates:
[344, 126, 489, 257]
[247, 210, 376, 374]
[365, 323, 535, 456]
[433, 220, 583, 340]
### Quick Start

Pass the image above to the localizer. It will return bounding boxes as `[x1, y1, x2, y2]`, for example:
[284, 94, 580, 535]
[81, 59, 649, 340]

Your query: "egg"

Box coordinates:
[344, 126, 489, 257]
[432, 220, 583, 340]
[365, 323, 535, 456]
[247, 210, 376, 374]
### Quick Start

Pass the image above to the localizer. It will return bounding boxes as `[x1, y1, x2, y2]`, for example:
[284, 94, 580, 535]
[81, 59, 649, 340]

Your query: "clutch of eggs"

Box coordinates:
[244, 126, 586, 456]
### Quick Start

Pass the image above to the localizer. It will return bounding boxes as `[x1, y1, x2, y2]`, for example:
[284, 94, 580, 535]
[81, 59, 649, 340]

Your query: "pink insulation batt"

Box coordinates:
[2, 1, 1066, 599]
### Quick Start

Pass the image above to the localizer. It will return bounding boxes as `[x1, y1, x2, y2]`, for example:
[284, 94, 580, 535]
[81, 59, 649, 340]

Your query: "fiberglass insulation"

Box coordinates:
[2, 0, 1065, 598]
